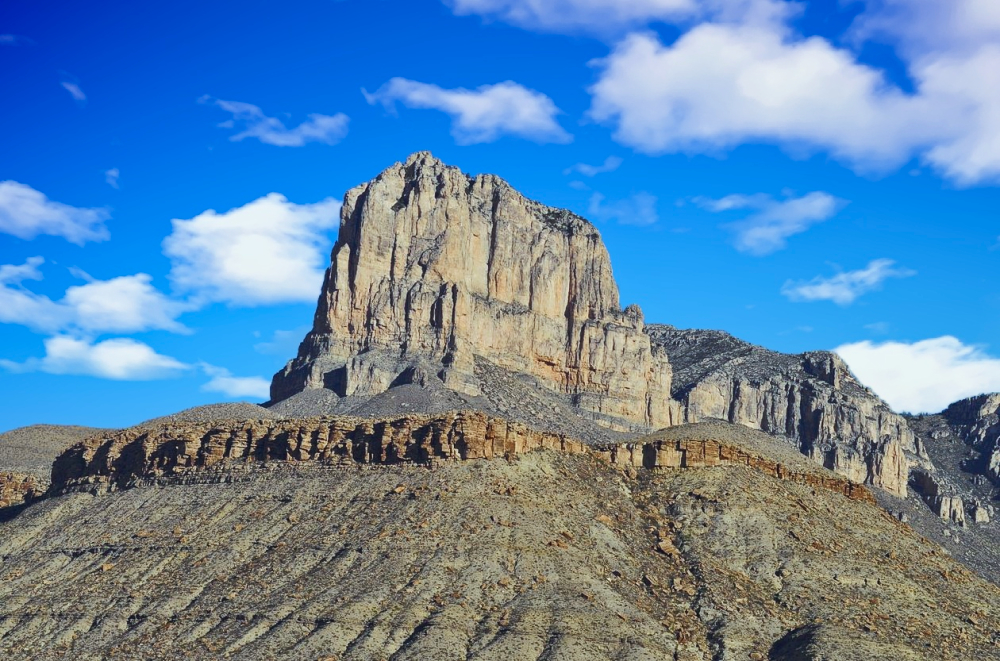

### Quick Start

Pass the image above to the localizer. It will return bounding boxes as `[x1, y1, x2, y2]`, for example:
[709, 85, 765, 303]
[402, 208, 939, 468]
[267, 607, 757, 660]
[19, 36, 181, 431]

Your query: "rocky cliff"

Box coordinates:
[647, 326, 918, 497]
[268, 153, 922, 497]
[270, 152, 677, 431]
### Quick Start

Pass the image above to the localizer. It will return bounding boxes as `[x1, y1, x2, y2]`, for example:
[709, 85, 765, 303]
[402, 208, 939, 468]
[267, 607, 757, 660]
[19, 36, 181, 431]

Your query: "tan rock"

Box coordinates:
[271, 152, 677, 431]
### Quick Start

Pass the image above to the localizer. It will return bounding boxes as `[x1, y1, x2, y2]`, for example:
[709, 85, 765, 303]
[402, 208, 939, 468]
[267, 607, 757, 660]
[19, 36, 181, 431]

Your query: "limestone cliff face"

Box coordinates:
[271, 152, 677, 430]
[943, 393, 1000, 480]
[647, 326, 916, 497]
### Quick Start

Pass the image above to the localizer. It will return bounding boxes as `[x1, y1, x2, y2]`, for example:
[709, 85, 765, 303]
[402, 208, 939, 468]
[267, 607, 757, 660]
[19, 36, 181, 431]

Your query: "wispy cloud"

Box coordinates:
[695, 191, 845, 255]
[364, 78, 571, 144]
[588, 191, 658, 226]
[0, 257, 190, 335]
[0, 34, 32, 45]
[105, 168, 120, 189]
[254, 327, 309, 356]
[836, 336, 1000, 413]
[0, 181, 110, 244]
[200, 96, 349, 147]
[60, 81, 86, 102]
[781, 259, 916, 305]
[200, 364, 270, 399]
[1, 336, 190, 380]
[564, 156, 622, 176]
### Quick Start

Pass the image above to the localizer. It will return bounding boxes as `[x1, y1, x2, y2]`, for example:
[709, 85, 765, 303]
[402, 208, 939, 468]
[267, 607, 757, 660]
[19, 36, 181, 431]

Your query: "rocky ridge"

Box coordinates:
[647, 326, 918, 497]
[50, 415, 873, 506]
[266, 154, 918, 497]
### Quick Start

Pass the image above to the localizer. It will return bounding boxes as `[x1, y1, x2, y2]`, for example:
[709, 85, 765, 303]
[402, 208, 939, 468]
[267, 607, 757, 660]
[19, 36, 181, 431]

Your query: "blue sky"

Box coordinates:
[1, 0, 998, 430]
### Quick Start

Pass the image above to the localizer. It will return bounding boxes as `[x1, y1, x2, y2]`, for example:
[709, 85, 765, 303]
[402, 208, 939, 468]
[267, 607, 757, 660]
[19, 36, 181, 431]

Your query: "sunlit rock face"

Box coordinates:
[270, 152, 677, 431]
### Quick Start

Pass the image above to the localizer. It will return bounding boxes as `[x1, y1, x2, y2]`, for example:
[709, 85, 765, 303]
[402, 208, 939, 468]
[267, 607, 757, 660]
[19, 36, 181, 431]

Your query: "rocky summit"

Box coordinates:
[2, 153, 1000, 660]
[271, 152, 677, 433]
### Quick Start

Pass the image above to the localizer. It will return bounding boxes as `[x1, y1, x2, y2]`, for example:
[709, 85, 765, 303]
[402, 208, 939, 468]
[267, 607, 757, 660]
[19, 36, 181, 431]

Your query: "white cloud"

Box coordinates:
[781, 258, 915, 305]
[564, 156, 623, 176]
[445, 0, 793, 34]
[0, 34, 31, 45]
[1, 336, 189, 380]
[61, 81, 86, 102]
[587, 20, 1000, 185]
[0, 181, 110, 244]
[364, 78, 572, 145]
[200, 364, 270, 399]
[105, 168, 119, 189]
[163, 193, 341, 306]
[0, 258, 187, 335]
[63, 274, 190, 334]
[201, 96, 349, 147]
[836, 336, 1000, 413]
[851, 0, 1000, 59]
[696, 191, 845, 255]
[588, 29, 934, 171]
[588, 191, 658, 226]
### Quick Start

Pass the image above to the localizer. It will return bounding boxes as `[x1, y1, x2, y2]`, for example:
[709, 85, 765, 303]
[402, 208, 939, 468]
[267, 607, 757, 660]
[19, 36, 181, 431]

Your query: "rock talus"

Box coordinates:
[271, 152, 677, 430]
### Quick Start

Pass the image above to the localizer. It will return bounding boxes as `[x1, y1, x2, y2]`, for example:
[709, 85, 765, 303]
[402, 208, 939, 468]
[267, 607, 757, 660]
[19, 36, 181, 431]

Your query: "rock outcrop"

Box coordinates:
[51, 415, 873, 506]
[270, 152, 677, 431]
[0, 471, 41, 509]
[647, 326, 916, 497]
[943, 393, 1000, 480]
[265, 153, 923, 496]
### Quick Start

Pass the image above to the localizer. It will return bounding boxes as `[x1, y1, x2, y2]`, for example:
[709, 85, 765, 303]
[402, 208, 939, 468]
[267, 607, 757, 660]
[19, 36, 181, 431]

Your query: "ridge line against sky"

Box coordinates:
[0, 0, 998, 427]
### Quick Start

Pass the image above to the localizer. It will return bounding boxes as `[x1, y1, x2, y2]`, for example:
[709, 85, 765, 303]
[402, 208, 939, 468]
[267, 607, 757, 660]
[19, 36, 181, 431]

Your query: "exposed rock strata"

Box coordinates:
[647, 326, 916, 497]
[50, 415, 873, 505]
[0, 471, 41, 509]
[271, 152, 677, 430]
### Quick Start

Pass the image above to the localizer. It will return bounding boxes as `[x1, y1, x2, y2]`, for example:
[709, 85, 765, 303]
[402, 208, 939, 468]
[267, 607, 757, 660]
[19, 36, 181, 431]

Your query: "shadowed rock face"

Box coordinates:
[270, 152, 677, 431]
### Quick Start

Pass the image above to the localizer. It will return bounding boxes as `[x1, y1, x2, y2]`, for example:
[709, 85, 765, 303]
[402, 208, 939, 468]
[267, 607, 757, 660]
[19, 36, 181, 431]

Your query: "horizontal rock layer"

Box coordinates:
[51, 413, 872, 504]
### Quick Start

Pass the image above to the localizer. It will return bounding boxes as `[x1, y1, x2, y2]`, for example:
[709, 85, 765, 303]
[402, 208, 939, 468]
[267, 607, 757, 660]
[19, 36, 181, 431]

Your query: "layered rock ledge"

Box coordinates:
[49, 413, 872, 504]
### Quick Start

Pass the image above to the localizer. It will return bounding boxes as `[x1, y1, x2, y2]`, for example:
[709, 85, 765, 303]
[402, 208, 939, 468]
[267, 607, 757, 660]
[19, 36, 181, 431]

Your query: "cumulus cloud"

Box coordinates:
[364, 78, 571, 144]
[445, 0, 793, 34]
[587, 20, 1000, 184]
[0, 258, 187, 335]
[564, 156, 623, 176]
[588, 191, 658, 226]
[781, 258, 915, 305]
[836, 336, 1000, 413]
[201, 96, 349, 147]
[0, 181, 110, 244]
[1, 336, 189, 380]
[696, 191, 845, 255]
[589, 29, 934, 170]
[105, 168, 119, 189]
[200, 364, 270, 399]
[163, 193, 341, 306]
